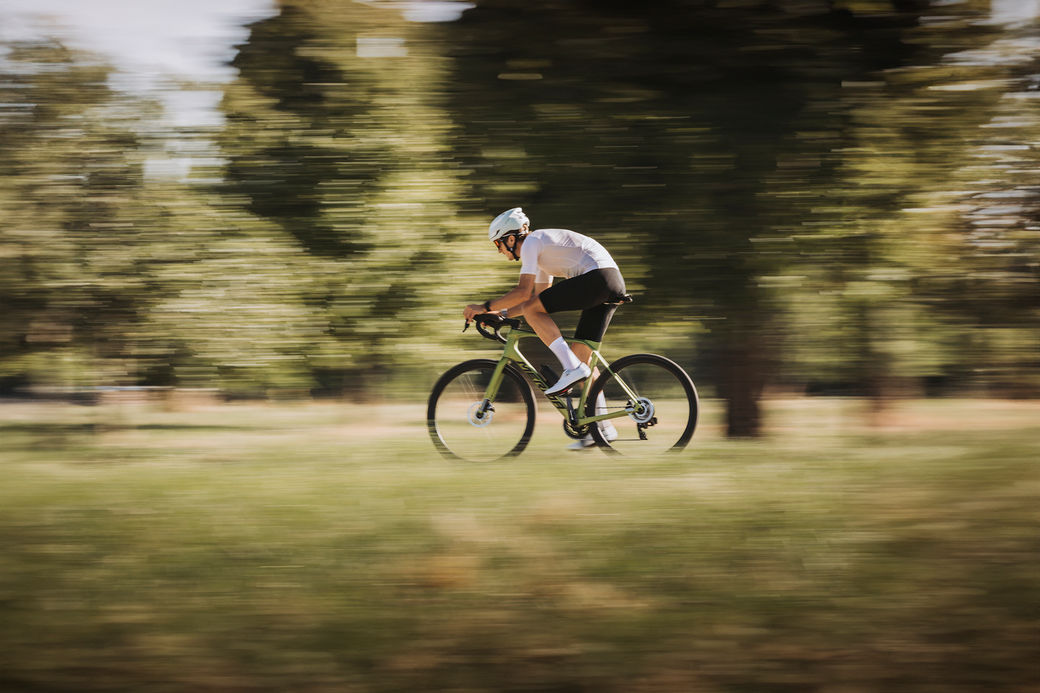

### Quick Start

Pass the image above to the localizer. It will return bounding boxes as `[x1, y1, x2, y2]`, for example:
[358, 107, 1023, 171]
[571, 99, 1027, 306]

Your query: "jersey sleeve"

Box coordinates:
[519, 235, 553, 284]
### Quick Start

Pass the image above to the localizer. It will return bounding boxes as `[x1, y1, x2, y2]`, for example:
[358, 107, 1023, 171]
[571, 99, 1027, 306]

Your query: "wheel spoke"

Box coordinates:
[587, 354, 697, 455]
[428, 360, 535, 461]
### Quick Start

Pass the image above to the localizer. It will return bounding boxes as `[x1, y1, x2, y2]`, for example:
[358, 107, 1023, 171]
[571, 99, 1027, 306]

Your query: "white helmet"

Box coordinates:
[488, 207, 529, 242]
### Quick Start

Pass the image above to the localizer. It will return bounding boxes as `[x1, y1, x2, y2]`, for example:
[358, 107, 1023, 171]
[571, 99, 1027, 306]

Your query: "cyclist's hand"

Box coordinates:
[463, 303, 484, 322]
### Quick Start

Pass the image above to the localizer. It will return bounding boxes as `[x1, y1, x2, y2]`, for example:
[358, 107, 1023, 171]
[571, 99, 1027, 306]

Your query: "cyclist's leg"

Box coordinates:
[518, 270, 610, 363]
[572, 267, 625, 354]
[517, 295, 564, 348]
[537, 269, 622, 331]
[573, 303, 620, 434]
[573, 304, 617, 358]
[526, 269, 626, 395]
[521, 271, 609, 390]
[570, 270, 625, 442]
[512, 296, 587, 387]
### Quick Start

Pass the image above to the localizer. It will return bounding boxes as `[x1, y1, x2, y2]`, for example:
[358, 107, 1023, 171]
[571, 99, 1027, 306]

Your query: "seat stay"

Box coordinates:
[564, 338, 643, 425]
[571, 368, 642, 427]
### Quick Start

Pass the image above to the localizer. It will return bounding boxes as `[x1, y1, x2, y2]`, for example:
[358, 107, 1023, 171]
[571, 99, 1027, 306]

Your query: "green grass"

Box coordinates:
[1, 397, 1037, 692]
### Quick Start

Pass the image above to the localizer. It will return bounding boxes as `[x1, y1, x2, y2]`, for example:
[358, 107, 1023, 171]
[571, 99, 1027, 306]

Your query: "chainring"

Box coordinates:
[562, 420, 590, 439]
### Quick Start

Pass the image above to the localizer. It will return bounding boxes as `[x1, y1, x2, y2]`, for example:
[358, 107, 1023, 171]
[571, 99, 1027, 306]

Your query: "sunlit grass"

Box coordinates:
[1, 398, 1037, 692]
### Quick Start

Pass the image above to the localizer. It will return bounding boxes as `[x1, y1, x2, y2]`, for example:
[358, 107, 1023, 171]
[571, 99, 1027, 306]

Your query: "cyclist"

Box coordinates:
[463, 207, 626, 448]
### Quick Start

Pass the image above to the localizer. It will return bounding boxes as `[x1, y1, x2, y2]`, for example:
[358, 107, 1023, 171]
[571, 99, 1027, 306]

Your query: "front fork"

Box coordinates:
[476, 357, 512, 423]
[473, 399, 494, 423]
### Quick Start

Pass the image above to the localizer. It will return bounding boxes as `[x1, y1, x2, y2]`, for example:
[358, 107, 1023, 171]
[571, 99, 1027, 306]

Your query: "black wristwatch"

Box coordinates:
[483, 300, 492, 312]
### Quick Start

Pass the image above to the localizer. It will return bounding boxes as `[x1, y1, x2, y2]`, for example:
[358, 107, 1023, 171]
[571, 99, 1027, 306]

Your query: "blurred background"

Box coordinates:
[2, 5, 1038, 691]
[1, 0, 1038, 436]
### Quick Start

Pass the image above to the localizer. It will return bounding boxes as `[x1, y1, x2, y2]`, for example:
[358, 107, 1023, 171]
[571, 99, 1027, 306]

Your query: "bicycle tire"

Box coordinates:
[427, 359, 536, 461]
[586, 353, 698, 455]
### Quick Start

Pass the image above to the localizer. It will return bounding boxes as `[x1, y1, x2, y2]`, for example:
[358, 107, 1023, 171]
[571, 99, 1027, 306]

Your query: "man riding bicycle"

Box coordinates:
[463, 207, 626, 448]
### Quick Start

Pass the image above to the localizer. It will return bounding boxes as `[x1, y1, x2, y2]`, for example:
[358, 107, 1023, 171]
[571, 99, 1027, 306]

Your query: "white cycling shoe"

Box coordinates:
[545, 363, 591, 396]
[568, 422, 619, 450]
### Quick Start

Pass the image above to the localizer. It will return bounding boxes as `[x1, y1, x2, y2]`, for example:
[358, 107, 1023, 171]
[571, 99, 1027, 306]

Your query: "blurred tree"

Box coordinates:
[442, 0, 935, 435]
[785, 0, 1040, 404]
[191, 0, 1040, 405]
[932, 14, 1040, 396]
[2, 0, 1035, 409]
[0, 38, 347, 398]
[0, 40, 159, 393]
[218, 0, 476, 395]
[445, 0, 1038, 432]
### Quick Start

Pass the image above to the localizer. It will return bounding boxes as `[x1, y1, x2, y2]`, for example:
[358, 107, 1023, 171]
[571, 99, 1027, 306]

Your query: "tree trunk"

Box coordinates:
[716, 323, 768, 438]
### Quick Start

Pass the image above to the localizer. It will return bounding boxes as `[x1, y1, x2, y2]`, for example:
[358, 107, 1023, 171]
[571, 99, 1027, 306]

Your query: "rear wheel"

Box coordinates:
[427, 359, 536, 461]
[586, 353, 698, 455]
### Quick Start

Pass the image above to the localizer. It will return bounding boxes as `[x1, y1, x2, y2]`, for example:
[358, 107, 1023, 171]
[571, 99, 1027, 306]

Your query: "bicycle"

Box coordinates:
[427, 296, 698, 461]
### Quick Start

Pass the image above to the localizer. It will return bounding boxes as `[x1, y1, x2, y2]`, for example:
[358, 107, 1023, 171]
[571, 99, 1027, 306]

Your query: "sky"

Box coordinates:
[0, 0, 472, 176]
[0, 0, 474, 114]
[991, 0, 1040, 23]
[0, 0, 277, 128]
[1, 0, 1033, 128]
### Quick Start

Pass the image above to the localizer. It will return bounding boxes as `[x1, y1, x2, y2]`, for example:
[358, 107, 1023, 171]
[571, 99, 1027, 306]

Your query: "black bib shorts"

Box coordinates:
[537, 267, 627, 342]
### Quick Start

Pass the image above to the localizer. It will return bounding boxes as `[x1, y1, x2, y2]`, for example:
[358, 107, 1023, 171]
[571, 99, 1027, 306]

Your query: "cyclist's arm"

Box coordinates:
[500, 278, 551, 318]
[463, 274, 543, 320]
[495, 274, 538, 311]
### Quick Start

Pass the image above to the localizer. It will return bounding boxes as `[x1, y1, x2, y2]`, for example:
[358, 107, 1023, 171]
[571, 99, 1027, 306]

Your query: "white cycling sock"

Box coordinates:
[549, 337, 582, 371]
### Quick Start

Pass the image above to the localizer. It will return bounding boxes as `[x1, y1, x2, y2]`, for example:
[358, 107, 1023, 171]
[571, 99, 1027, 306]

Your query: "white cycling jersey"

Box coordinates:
[518, 228, 618, 284]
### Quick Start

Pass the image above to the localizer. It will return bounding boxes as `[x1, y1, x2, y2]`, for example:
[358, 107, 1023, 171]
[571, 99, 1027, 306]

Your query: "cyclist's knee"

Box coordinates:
[523, 296, 548, 315]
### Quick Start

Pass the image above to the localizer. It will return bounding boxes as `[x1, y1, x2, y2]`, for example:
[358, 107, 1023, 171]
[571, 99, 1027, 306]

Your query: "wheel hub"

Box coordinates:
[467, 401, 494, 427]
[628, 397, 655, 424]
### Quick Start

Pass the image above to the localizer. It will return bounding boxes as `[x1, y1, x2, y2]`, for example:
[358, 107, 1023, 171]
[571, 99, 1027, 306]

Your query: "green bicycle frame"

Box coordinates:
[480, 323, 642, 429]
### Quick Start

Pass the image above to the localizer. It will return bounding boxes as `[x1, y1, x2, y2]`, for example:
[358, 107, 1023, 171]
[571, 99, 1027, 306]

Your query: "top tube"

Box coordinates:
[472, 314, 603, 352]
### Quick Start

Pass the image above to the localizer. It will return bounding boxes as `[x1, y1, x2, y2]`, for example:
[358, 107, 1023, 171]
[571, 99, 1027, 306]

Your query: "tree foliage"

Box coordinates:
[0, 0, 1037, 434]
[0, 41, 157, 390]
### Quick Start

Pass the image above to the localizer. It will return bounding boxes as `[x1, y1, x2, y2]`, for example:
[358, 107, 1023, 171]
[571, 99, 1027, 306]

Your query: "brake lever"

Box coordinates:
[463, 320, 471, 333]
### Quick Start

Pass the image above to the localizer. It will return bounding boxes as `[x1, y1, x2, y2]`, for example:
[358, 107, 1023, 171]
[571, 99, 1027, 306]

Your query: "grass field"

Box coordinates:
[1, 397, 1038, 692]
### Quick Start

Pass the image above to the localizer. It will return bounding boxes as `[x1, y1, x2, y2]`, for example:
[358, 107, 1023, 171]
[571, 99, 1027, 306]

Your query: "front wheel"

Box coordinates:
[586, 353, 698, 455]
[428, 359, 536, 462]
